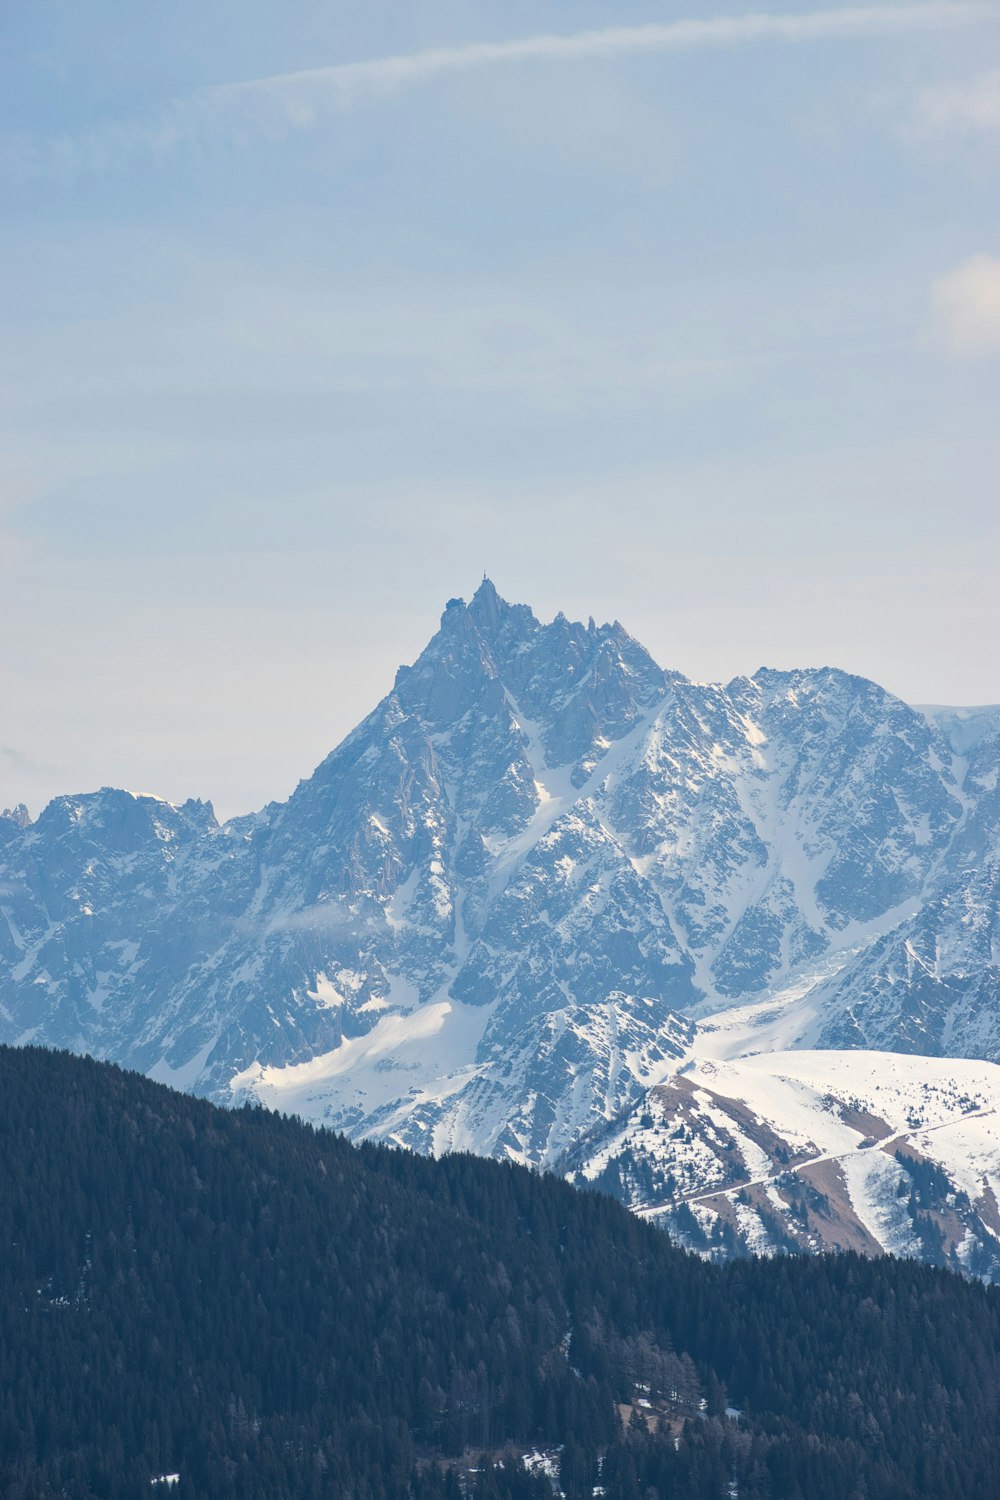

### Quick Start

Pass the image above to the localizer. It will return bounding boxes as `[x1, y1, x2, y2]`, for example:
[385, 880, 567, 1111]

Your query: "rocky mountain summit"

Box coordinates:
[2, 581, 1000, 1269]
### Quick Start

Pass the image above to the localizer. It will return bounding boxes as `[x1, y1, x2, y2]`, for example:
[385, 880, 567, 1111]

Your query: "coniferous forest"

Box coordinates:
[2, 1046, 999, 1499]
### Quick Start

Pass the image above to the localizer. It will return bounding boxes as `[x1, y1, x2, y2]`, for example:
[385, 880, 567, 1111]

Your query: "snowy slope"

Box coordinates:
[569, 997, 1000, 1278]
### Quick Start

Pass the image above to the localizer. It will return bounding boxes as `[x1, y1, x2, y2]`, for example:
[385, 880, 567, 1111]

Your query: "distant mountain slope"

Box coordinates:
[1, 581, 999, 1253]
[568, 1026, 1000, 1277]
[4, 1044, 1000, 1500]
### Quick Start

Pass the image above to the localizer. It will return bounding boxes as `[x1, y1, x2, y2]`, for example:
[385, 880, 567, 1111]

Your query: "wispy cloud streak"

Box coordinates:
[916, 67, 1000, 130]
[3, 3, 997, 177]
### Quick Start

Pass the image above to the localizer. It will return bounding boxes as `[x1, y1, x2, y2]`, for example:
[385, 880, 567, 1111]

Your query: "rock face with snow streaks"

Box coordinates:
[1, 582, 999, 1208]
[812, 707, 1000, 1062]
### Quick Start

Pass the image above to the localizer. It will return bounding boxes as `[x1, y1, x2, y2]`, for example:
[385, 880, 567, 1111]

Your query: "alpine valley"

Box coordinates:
[4, 581, 1000, 1276]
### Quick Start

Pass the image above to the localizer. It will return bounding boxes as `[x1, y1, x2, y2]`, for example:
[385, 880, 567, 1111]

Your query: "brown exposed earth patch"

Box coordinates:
[789, 1160, 883, 1255]
[973, 1179, 1000, 1235]
[829, 1098, 894, 1142]
[617, 1401, 685, 1438]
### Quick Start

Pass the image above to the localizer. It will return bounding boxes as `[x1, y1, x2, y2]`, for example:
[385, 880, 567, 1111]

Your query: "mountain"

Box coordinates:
[1, 581, 999, 1267]
[5, 1043, 1000, 1500]
[811, 708, 1000, 1060]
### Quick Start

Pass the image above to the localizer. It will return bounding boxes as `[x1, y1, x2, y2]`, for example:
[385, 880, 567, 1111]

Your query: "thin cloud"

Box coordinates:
[933, 255, 1000, 356]
[259, 903, 382, 938]
[3, 3, 997, 178]
[2, 745, 53, 777]
[916, 67, 1000, 131]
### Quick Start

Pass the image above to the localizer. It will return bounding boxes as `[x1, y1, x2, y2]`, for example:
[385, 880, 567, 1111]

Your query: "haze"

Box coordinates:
[3, 2, 999, 818]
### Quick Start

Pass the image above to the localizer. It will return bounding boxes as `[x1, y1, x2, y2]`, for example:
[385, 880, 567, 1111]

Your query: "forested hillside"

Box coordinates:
[2, 1045, 999, 1499]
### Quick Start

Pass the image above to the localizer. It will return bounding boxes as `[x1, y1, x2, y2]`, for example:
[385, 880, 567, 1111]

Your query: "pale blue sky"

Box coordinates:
[3, 2, 999, 817]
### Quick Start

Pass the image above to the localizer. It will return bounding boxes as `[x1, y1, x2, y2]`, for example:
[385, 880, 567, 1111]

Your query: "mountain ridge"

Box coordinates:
[2, 580, 999, 1268]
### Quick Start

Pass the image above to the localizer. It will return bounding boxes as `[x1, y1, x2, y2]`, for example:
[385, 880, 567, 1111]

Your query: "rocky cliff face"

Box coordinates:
[2, 581, 999, 1264]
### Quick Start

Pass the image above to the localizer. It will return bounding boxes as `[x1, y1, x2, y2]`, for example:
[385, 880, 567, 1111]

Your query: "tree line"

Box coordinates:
[1, 1044, 998, 1499]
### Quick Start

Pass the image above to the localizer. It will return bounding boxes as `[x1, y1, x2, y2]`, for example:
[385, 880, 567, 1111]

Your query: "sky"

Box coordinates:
[2, 1, 999, 820]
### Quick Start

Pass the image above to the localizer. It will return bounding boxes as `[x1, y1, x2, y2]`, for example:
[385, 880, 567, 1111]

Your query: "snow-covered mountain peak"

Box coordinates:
[29, 787, 216, 852]
[2, 583, 999, 1272]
